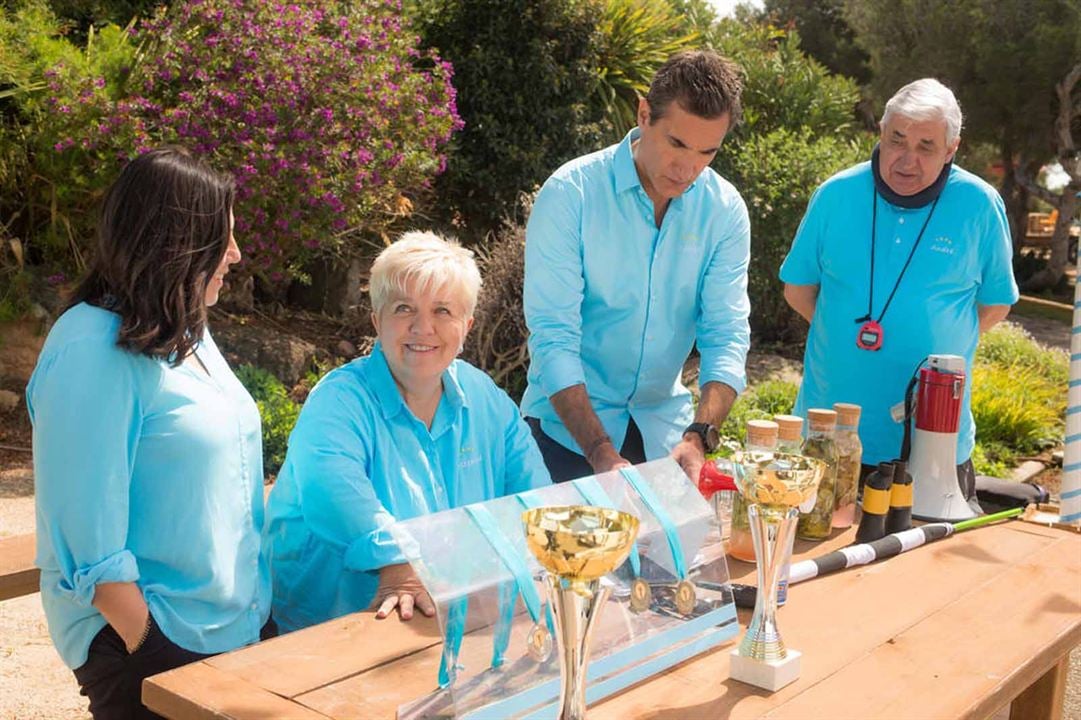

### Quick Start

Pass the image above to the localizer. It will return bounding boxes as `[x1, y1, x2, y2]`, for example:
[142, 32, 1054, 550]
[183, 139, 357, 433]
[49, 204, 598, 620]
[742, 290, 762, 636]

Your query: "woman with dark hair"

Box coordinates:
[27, 147, 273, 719]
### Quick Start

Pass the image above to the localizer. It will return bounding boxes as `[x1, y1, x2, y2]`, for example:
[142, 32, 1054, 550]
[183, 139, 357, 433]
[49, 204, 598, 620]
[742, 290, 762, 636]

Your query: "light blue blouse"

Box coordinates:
[263, 343, 551, 632]
[27, 303, 271, 669]
[521, 128, 751, 460]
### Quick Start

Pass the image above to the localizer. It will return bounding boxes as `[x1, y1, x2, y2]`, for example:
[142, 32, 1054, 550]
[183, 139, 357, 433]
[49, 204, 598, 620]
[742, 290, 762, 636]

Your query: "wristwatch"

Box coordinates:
[683, 422, 720, 453]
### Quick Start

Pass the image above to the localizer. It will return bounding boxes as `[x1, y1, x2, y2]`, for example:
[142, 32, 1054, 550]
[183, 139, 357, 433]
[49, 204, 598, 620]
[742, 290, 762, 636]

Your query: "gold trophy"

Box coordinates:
[729, 452, 824, 691]
[523, 506, 640, 720]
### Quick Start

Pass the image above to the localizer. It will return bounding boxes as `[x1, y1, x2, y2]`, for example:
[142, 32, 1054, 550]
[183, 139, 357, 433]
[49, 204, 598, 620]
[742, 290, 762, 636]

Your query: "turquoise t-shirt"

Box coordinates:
[263, 344, 551, 632]
[780, 162, 1019, 465]
[28, 303, 270, 669]
[521, 128, 751, 459]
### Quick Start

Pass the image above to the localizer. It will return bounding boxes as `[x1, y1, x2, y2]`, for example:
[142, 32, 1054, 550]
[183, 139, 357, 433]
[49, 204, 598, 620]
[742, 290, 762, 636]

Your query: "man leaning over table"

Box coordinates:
[521, 50, 751, 484]
[780, 78, 1018, 505]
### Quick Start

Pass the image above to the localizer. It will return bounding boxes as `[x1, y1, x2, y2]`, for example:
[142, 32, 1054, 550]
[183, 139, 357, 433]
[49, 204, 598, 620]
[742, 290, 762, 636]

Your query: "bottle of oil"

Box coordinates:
[797, 409, 838, 541]
[727, 419, 778, 562]
[831, 403, 863, 529]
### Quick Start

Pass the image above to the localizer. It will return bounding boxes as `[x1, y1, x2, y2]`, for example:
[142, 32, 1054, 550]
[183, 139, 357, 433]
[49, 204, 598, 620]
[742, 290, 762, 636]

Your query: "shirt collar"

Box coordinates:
[369, 342, 468, 421]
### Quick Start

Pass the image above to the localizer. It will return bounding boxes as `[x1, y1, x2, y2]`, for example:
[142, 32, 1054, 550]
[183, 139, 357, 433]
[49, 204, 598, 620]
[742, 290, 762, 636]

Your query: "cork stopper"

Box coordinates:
[745, 419, 779, 448]
[806, 408, 838, 431]
[773, 414, 804, 442]
[833, 402, 862, 427]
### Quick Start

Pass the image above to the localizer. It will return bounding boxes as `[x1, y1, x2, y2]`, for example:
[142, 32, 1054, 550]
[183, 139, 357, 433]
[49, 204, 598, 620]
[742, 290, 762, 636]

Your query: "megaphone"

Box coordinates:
[901, 354, 978, 522]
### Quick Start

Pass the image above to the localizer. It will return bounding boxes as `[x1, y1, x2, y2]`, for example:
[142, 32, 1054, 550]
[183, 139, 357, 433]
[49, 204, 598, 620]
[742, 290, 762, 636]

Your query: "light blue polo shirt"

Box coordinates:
[28, 303, 270, 669]
[522, 128, 751, 459]
[263, 344, 551, 632]
[780, 162, 1019, 465]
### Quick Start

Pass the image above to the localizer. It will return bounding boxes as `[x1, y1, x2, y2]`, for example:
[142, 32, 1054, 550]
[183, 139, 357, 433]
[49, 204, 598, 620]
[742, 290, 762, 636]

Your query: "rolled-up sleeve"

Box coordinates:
[288, 381, 402, 573]
[28, 340, 143, 607]
[697, 197, 751, 394]
[524, 176, 588, 396]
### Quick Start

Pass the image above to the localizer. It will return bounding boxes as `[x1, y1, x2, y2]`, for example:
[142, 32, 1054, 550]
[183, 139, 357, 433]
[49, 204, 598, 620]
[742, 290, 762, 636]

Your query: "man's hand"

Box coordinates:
[671, 434, 706, 482]
[588, 440, 632, 475]
[371, 563, 436, 621]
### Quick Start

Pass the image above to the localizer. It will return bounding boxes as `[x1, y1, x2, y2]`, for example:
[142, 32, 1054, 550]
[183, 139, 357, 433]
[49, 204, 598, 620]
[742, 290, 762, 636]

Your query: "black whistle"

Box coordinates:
[885, 460, 913, 534]
[855, 462, 894, 544]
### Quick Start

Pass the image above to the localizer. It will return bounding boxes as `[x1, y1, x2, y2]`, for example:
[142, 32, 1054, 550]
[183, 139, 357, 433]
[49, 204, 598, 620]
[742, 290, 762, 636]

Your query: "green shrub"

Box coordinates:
[719, 378, 799, 443]
[976, 322, 1068, 388]
[721, 127, 869, 342]
[409, 0, 607, 236]
[234, 364, 300, 477]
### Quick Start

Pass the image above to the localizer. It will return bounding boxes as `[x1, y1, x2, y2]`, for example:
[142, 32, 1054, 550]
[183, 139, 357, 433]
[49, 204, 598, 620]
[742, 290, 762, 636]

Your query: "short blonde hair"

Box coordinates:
[369, 230, 482, 316]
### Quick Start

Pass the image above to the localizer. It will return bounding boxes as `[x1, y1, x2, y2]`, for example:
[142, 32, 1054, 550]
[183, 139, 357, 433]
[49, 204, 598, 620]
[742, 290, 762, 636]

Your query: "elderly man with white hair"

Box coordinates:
[263, 231, 551, 633]
[781, 78, 1018, 500]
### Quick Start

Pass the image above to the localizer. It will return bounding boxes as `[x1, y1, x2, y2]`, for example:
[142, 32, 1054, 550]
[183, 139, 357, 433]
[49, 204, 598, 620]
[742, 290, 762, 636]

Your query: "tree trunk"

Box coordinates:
[998, 144, 1030, 251]
[1021, 187, 1078, 292]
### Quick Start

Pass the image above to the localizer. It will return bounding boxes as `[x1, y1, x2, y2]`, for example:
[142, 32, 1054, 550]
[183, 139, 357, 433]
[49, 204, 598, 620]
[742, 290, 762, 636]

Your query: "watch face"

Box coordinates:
[705, 426, 720, 451]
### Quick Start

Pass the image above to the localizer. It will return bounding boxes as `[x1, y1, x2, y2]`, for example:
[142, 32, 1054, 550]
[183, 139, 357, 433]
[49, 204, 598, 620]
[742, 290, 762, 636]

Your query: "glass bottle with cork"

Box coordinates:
[773, 414, 804, 454]
[797, 408, 838, 541]
[831, 403, 863, 528]
[727, 419, 778, 562]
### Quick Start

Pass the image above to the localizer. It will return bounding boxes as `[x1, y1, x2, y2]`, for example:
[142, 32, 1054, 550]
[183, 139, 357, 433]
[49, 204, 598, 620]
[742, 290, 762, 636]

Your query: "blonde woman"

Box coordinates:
[264, 231, 551, 632]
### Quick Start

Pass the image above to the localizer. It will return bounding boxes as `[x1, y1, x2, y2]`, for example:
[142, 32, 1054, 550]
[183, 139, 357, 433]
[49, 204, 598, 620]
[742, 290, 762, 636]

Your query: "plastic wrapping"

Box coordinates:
[390, 458, 738, 719]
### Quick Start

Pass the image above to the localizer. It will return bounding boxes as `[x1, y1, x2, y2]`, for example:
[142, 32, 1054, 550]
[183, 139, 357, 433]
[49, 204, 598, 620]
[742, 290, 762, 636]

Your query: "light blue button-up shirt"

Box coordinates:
[27, 303, 270, 669]
[263, 343, 551, 632]
[780, 162, 1019, 465]
[521, 129, 751, 459]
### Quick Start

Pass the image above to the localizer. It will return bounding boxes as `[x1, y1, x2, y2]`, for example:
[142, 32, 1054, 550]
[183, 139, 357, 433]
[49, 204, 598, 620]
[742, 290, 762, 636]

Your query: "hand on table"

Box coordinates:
[371, 563, 435, 621]
[588, 442, 632, 475]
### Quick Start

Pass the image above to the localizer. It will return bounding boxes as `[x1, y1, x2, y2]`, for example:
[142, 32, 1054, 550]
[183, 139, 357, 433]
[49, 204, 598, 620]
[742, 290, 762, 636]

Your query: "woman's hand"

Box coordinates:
[371, 563, 436, 621]
[93, 582, 151, 653]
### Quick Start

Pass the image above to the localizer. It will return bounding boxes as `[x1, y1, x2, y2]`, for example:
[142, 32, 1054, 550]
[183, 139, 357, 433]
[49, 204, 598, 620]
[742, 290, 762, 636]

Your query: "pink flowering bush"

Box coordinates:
[55, 0, 461, 285]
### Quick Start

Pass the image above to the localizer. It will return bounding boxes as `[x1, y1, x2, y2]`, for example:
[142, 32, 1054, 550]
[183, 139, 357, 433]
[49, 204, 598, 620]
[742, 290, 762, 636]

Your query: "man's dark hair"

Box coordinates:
[67, 146, 235, 364]
[645, 50, 743, 126]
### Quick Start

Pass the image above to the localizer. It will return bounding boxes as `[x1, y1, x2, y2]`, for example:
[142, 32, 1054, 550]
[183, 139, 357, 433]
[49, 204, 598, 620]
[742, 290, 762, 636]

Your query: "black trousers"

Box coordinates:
[73, 614, 278, 719]
[526, 416, 647, 483]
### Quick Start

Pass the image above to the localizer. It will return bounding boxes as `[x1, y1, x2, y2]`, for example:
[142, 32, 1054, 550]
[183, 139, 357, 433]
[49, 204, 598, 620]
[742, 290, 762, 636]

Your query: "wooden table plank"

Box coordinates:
[207, 612, 444, 698]
[143, 661, 330, 719]
[759, 531, 1081, 719]
[0, 534, 38, 601]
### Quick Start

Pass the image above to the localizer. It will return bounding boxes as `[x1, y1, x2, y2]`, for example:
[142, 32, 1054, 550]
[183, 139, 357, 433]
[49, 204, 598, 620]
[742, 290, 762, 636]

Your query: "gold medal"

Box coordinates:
[674, 580, 697, 615]
[629, 578, 651, 613]
[526, 622, 552, 662]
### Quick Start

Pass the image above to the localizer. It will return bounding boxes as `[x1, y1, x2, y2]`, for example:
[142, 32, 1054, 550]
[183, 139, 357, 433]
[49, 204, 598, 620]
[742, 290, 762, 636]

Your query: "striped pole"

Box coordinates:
[1063, 243, 1081, 526]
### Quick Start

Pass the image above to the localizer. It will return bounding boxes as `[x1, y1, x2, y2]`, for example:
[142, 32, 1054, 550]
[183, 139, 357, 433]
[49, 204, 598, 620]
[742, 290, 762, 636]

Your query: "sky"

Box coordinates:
[706, 0, 762, 18]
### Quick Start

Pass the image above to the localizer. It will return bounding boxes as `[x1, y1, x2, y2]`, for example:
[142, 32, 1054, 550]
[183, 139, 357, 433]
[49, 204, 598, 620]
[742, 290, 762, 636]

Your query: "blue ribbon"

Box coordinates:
[572, 476, 642, 577]
[438, 596, 469, 688]
[619, 467, 687, 580]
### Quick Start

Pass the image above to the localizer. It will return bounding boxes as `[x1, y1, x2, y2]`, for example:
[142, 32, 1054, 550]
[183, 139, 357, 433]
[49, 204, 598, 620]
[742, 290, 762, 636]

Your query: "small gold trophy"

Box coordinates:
[729, 452, 824, 691]
[523, 506, 639, 720]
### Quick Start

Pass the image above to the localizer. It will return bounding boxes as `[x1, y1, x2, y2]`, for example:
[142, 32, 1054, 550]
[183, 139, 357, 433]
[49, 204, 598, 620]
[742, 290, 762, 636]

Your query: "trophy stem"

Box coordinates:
[545, 575, 612, 720]
[738, 504, 797, 662]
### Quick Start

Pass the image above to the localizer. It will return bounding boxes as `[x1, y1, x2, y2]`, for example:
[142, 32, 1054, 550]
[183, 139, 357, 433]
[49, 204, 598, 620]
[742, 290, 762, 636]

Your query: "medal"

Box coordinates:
[629, 577, 651, 613]
[526, 622, 553, 662]
[674, 580, 697, 615]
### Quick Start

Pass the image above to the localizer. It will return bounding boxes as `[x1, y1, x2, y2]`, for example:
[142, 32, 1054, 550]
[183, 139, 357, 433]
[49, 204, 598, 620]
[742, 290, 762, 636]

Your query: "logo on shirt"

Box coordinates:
[930, 236, 955, 256]
[683, 233, 701, 244]
[458, 445, 481, 469]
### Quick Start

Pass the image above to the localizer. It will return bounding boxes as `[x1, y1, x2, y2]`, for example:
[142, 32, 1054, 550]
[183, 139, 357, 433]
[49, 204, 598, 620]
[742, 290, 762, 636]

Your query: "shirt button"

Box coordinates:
[895, 238, 901, 244]
[898, 218, 905, 224]
[251, 603, 258, 611]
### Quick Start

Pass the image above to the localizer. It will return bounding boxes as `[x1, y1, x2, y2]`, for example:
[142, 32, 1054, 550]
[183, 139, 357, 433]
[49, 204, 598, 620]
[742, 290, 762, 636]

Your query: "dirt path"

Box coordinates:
[0, 315, 1075, 719]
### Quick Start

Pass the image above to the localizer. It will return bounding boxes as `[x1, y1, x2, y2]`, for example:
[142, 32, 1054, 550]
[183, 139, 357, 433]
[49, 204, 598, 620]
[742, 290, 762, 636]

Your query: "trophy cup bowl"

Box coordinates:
[523, 506, 640, 720]
[729, 452, 824, 691]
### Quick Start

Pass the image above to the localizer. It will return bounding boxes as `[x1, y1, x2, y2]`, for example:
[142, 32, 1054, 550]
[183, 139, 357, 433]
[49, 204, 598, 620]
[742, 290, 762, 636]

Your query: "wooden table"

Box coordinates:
[144, 520, 1081, 719]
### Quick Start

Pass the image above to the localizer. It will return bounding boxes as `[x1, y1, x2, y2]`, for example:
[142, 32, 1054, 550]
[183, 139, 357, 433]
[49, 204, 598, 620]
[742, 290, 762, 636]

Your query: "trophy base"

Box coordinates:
[729, 648, 801, 692]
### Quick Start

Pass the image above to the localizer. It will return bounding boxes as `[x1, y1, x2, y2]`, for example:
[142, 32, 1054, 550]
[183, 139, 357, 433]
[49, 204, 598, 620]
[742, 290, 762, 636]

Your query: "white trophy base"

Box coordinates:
[729, 648, 802, 692]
